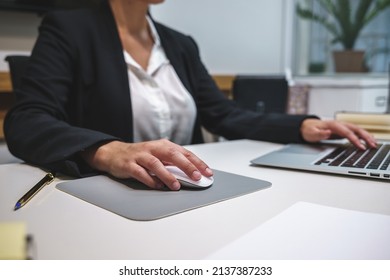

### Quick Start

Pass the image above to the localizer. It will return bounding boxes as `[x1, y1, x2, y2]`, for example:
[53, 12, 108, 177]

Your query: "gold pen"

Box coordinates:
[14, 173, 55, 211]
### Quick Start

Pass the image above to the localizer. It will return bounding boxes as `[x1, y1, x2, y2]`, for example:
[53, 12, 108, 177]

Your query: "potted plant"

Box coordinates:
[296, 0, 390, 72]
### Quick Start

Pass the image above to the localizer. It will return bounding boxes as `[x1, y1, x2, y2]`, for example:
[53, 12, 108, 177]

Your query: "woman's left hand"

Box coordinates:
[300, 119, 377, 150]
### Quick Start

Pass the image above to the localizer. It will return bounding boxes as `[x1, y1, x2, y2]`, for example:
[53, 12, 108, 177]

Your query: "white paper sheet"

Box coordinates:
[206, 202, 390, 260]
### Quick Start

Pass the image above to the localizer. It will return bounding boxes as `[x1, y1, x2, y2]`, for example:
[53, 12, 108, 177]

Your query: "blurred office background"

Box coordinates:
[2, 0, 389, 74]
[1, 0, 389, 122]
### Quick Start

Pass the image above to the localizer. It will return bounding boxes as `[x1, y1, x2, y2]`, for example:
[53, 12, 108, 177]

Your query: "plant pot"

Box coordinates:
[308, 62, 326, 73]
[332, 50, 365, 73]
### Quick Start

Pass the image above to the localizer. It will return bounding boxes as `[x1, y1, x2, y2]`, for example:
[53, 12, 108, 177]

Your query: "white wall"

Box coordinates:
[0, 11, 40, 70]
[0, 0, 293, 74]
[151, 0, 289, 74]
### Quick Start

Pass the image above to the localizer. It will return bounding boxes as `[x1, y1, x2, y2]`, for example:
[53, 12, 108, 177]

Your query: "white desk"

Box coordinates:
[1, 140, 390, 259]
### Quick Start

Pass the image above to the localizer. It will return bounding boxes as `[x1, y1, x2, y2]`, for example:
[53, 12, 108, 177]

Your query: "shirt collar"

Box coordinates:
[146, 16, 161, 48]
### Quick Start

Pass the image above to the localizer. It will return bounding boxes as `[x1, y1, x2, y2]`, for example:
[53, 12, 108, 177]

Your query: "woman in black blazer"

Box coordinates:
[4, 0, 376, 190]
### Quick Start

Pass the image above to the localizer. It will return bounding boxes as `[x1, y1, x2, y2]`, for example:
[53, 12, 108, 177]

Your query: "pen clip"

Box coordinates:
[46, 173, 55, 184]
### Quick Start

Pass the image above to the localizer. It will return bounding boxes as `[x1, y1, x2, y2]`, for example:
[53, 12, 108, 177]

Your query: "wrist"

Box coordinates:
[81, 140, 119, 171]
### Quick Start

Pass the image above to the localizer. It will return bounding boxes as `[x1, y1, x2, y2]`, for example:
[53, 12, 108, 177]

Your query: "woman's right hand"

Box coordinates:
[81, 139, 213, 190]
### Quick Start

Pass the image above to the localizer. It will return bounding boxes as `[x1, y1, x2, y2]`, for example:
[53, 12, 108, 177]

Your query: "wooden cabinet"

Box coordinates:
[0, 72, 13, 139]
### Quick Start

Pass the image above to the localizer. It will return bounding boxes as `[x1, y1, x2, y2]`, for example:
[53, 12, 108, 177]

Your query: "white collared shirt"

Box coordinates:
[124, 17, 197, 145]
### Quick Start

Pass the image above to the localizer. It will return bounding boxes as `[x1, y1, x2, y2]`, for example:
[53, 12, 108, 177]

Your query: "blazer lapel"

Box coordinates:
[154, 23, 193, 95]
[96, 1, 134, 141]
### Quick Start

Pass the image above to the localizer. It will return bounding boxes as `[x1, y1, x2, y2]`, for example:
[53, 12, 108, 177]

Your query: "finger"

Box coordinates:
[328, 122, 366, 149]
[315, 128, 332, 141]
[163, 148, 203, 181]
[303, 125, 331, 142]
[301, 119, 331, 142]
[128, 163, 165, 190]
[136, 154, 181, 191]
[344, 123, 377, 148]
[180, 148, 213, 175]
[333, 122, 377, 149]
[167, 146, 213, 180]
[152, 142, 213, 179]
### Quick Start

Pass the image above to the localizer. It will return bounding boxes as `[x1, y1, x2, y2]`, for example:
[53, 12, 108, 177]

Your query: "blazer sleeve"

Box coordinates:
[176, 35, 316, 144]
[4, 12, 119, 177]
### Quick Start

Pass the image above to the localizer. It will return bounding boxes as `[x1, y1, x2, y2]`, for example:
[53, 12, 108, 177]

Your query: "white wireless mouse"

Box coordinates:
[165, 165, 214, 189]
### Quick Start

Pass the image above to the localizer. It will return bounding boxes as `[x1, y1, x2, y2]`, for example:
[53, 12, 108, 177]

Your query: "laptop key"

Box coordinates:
[380, 154, 390, 170]
[315, 147, 345, 165]
[356, 147, 381, 168]
[329, 146, 356, 166]
[367, 145, 390, 170]
[341, 149, 366, 167]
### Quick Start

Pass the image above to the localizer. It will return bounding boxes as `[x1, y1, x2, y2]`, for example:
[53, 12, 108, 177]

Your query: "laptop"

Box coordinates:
[250, 141, 390, 181]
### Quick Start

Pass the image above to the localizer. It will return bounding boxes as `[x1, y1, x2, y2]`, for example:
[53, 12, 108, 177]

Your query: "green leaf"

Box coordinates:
[296, 0, 390, 50]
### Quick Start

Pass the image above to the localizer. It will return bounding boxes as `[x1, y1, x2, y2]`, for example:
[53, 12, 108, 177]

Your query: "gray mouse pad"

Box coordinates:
[56, 169, 271, 221]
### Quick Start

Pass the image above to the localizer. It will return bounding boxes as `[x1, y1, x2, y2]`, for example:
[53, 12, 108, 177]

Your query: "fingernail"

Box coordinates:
[192, 170, 202, 180]
[206, 168, 213, 175]
[172, 181, 181, 190]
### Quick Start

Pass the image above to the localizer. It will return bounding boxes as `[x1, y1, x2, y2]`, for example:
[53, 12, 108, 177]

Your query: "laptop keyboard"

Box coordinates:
[315, 144, 390, 170]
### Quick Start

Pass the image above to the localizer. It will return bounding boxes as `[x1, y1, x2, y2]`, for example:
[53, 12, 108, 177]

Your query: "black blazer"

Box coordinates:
[4, 1, 311, 177]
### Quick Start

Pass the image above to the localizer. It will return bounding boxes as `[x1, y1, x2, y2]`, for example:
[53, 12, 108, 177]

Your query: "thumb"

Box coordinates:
[316, 129, 332, 140]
